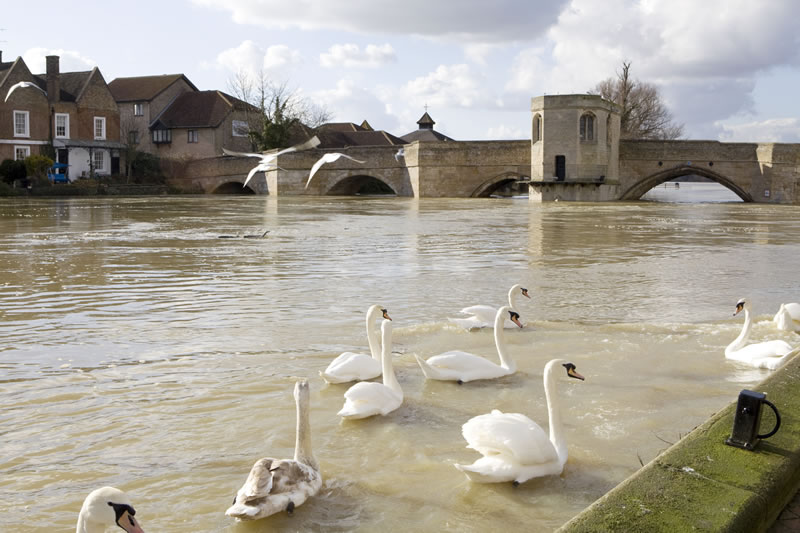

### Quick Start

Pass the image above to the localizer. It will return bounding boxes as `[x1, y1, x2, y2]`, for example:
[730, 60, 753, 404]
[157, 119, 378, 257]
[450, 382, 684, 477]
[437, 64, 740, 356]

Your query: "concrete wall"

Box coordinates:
[558, 353, 800, 532]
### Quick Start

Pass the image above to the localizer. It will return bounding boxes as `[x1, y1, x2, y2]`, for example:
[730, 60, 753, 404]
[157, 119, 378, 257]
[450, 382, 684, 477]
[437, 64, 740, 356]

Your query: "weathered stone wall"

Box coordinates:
[619, 140, 800, 204]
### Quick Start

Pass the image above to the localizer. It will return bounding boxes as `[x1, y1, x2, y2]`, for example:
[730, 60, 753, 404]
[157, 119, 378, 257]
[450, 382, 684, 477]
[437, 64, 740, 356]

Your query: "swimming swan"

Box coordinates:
[416, 306, 523, 383]
[773, 302, 800, 332]
[338, 319, 402, 419]
[450, 284, 530, 330]
[726, 298, 800, 370]
[454, 359, 585, 484]
[76, 486, 145, 533]
[320, 305, 391, 383]
[227, 380, 322, 520]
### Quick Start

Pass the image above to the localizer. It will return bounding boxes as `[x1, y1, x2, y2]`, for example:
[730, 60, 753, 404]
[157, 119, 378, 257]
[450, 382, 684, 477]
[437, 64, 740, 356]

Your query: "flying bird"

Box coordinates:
[224, 137, 321, 189]
[394, 148, 405, 161]
[4, 81, 47, 102]
[305, 153, 366, 189]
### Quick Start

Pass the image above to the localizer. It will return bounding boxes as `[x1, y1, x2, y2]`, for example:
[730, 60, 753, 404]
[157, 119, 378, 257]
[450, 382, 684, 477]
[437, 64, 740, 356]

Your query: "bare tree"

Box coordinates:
[591, 62, 684, 140]
[120, 115, 143, 183]
[227, 70, 332, 151]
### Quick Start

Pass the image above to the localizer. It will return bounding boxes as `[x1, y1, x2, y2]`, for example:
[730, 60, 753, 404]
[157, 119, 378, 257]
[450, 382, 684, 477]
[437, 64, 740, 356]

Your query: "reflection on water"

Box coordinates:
[1, 196, 799, 532]
[641, 181, 743, 203]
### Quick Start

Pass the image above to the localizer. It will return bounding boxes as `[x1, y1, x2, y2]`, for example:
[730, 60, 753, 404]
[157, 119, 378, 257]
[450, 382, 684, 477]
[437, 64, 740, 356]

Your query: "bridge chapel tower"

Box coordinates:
[529, 94, 622, 201]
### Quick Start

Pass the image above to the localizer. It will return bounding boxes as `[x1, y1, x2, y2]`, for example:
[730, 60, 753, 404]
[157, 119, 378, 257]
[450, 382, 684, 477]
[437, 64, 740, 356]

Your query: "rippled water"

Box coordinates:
[1, 193, 799, 532]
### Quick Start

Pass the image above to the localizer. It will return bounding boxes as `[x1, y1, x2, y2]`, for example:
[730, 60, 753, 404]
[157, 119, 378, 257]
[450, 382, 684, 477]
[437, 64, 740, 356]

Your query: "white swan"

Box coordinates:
[416, 306, 523, 383]
[726, 298, 800, 370]
[227, 380, 322, 520]
[774, 302, 800, 332]
[338, 319, 402, 419]
[305, 152, 366, 189]
[320, 305, 390, 384]
[449, 284, 530, 330]
[76, 486, 144, 533]
[454, 359, 585, 484]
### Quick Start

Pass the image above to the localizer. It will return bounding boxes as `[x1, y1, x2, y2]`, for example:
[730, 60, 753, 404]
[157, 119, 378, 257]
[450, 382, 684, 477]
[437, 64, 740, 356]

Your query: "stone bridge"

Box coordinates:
[177, 140, 531, 198]
[173, 94, 800, 204]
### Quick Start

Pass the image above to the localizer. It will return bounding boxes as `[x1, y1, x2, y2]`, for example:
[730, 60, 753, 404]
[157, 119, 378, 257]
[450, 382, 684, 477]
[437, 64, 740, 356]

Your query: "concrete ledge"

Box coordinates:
[558, 354, 800, 533]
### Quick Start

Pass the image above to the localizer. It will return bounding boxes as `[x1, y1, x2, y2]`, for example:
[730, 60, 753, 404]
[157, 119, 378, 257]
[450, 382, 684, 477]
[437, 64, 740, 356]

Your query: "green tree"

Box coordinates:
[24, 154, 54, 186]
[591, 61, 684, 140]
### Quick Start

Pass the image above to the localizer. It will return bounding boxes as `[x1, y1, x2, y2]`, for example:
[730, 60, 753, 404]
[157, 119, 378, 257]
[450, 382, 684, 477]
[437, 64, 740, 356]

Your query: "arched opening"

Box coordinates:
[579, 113, 595, 141]
[325, 175, 396, 196]
[211, 182, 256, 194]
[472, 173, 529, 198]
[532, 114, 542, 143]
[620, 165, 751, 202]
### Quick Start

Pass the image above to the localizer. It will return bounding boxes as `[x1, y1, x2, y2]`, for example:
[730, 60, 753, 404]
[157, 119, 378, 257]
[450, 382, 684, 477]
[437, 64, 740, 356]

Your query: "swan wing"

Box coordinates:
[223, 147, 264, 159]
[785, 303, 800, 320]
[726, 339, 794, 362]
[242, 165, 262, 188]
[338, 382, 401, 417]
[462, 410, 557, 465]
[237, 458, 275, 502]
[305, 157, 327, 189]
[337, 154, 366, 164]
[227, 459, 322, 520]
[421, 351, 507, 381]
[459, 304, 497, 324]
[321, 352, 381, 383]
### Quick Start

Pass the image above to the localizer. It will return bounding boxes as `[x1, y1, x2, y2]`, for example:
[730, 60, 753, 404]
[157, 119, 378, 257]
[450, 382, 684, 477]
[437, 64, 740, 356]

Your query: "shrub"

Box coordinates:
[24, 154, 54, 181]
[0, 159, 26, 185]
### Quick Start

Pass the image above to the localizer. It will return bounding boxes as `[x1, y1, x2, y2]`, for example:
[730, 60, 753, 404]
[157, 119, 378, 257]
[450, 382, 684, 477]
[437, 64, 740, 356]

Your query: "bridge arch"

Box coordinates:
[470, 171, 529, 198]
[210, 181, 256, 194]
[324, 174, 396, 196]
[619, 165, 753, 202]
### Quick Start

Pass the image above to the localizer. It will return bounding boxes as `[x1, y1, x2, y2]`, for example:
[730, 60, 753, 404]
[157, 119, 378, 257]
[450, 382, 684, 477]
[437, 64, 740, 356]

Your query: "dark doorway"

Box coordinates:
[111, 156, 120, 175]
[555, 155, 566, 181]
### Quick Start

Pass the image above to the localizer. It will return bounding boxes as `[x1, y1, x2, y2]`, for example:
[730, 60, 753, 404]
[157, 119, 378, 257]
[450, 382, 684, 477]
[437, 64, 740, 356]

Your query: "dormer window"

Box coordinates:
[152, 128, 171, 144]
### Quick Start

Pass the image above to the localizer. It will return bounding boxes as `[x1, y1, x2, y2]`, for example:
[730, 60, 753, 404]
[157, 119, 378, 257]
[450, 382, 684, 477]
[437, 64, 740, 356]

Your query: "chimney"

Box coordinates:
[46, 55, 60, 103]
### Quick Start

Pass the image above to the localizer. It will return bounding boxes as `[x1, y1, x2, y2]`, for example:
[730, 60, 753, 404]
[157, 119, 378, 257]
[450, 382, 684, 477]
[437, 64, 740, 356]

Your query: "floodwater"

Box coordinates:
[1, 190, 799, 532]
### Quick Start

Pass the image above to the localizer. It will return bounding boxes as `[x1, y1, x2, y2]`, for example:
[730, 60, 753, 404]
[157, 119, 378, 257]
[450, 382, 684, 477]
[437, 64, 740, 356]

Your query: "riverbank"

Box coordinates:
[558, 353, 800, 532]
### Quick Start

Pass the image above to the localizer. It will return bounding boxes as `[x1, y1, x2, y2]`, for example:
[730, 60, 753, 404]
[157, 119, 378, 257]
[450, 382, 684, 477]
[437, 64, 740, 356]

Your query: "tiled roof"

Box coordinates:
[318, 122, 369, 133]
[154, 90, 253, 129]
[417, 112, 435, 127]
[108, 74, 197, 102]
[314, 129, 406, 148]
[401, 129, 455, 142]
[57, 71, 93, 102]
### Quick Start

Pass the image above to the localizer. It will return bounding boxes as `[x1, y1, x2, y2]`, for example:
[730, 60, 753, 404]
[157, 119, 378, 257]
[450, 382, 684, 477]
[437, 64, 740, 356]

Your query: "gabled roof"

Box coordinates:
[152, 90, 253, 129]
[401, 129, 455, 142]
[57, 71, 93, 102]
[108, 74, 197, 102]
[314, 129, 406, 148]
[417, 112, 435, 128]
[318, 122, 370, 133]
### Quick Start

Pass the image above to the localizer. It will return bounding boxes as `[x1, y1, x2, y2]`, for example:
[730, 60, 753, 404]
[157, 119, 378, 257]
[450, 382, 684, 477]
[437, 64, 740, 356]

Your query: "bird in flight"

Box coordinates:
[5, 81, 47, 102]
[223, 137, 320, 188]
[305, 153, 365, 189]
[394, 148, 405, 161]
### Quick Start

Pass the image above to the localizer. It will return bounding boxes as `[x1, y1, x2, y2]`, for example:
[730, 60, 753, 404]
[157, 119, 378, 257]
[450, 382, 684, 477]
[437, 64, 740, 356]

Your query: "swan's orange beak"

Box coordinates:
[521, 288, 531, 299]
[567, 368, 585, 381]
[382, 309, 392, 321]
[734, 302, 744, 316]
[118, 510, 145, 533]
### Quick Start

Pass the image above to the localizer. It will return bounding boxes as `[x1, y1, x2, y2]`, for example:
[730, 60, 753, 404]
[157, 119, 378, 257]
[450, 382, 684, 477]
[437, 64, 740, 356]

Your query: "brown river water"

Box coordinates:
[1, 186, 799, 531]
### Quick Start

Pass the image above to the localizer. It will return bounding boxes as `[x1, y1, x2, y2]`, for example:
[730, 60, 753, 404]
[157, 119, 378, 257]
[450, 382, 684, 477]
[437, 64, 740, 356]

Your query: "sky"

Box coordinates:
[4, 0, 800, 142]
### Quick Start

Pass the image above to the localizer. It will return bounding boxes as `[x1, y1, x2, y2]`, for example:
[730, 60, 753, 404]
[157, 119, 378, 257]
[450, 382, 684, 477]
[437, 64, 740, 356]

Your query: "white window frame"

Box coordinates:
[232, 120, 248, 137]
[133, 103, 144, 116]
[94, 116, 106, 140]
[14, 110, 30, 137]
[93, 150, 105, 172]
[14, 145, 31, 160]
[55, 113, 70, 139]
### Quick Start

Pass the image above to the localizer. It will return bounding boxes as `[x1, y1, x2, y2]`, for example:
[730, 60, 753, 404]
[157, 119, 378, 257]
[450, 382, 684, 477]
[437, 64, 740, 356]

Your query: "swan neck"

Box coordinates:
[294, 392, 317, 470]
[726, 308, 752, 355]
[380, 323, 401, 394]
[544, 362, 567, 464]
[494, 310, 515, 371]
[507, 286, 517, 309]
[75, 513, 103, 533]
[365, 308, 381, 361]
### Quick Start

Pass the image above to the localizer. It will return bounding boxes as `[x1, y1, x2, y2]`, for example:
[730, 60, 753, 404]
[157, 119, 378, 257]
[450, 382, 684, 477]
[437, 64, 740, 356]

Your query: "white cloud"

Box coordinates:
[312, 78, 399, 131]
[717, 118, 800, 143]
[401, 64, 496, 109]
[486, 124, 527, 140]
[192, 0, 568, 43]
[215, 41, 302, 77]
[22, 48, 96, 74]
[320, 43, 396, 68]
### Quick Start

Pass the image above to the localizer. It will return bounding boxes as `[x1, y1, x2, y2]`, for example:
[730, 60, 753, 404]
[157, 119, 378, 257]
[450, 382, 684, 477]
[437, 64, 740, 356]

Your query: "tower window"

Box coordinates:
[580, 113, 595, 141]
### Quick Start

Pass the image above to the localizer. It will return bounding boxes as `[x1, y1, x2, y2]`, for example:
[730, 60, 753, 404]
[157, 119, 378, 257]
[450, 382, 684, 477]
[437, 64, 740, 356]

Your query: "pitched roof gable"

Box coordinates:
[154, 90, 250, 129]
[108, 74, 198, 102]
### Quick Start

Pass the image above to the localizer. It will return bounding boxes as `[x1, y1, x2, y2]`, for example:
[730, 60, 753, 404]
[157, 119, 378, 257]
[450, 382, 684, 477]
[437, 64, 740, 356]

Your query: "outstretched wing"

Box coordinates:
[305, 157, 327, 189]
[223, 147, 263, 159]
[339, 154, 366, 164]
